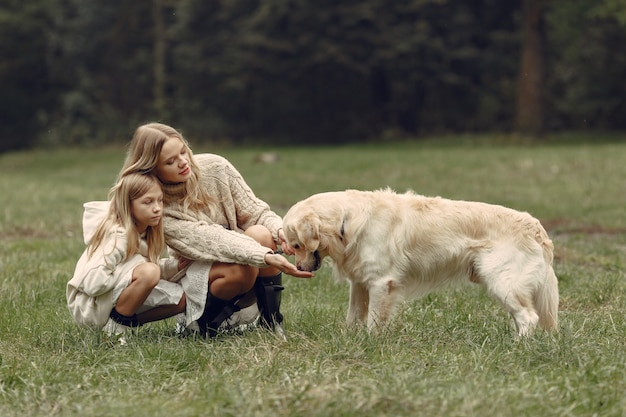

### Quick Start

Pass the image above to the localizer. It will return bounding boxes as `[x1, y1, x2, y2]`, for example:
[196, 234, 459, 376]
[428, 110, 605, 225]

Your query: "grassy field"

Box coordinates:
[1, 135, 626, 416]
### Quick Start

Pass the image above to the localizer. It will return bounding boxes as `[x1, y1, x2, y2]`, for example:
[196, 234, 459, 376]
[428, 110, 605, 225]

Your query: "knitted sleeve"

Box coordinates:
[208, 155, 284, 243]
[163, 210, 271, 268]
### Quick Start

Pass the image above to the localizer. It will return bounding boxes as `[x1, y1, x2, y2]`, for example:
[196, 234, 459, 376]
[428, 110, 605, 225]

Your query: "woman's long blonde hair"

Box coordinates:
[119, 122, 214, 212]
[88, 173, 165, 263]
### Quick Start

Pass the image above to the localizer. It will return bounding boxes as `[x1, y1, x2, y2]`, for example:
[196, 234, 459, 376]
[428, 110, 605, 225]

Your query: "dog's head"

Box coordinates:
[283, 193, 350, 272]
[283, 204, 327, 272]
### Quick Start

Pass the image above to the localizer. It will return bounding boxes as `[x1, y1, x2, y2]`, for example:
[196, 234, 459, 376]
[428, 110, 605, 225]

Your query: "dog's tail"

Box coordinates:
[535, 267, 559, 331]
[534, 232, 559, 331]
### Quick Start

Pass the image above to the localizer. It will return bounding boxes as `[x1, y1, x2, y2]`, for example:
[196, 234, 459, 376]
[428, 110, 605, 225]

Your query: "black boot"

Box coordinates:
[196, 292, 239, 338]
[110, 307, 141, 327]
[254, 273, 285, 337]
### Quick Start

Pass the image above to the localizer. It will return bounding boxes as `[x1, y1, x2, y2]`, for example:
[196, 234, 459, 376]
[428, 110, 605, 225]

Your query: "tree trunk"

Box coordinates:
[515, 0, 545, 134]
[152, 0, 167, 120]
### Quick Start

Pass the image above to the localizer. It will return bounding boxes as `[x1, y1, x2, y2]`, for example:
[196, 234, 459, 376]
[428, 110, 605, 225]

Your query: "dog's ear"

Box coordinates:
[297, 212, 321, 252]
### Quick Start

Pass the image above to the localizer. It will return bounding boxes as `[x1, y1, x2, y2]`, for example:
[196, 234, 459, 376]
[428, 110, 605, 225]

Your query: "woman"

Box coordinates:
[118, 122, 313, 338]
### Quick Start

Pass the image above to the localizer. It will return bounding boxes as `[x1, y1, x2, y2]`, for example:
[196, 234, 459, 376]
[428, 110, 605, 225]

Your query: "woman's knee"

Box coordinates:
[229, 264, 257, 291]
[210, 263, 257, 293]
[245, 225, 275, 249]
[132, 262, 161, 287]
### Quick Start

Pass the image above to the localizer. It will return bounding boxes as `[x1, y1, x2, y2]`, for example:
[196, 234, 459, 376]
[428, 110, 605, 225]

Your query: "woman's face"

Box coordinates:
[156, 137, 192, 184]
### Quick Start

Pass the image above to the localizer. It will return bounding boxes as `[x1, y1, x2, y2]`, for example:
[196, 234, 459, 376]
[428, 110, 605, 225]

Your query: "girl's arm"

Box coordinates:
[158, 257, 179, 280]
[72, 229, 128, 296]
[158, 256, 191, 280]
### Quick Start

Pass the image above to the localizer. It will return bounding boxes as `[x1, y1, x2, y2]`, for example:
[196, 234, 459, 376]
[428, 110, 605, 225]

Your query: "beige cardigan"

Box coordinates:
[162, 153, 282, 267]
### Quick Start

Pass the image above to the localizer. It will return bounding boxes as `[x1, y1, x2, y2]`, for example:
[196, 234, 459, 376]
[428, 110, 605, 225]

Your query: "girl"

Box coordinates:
[118, 123, 313, 338]
[67, 173, 188, 343]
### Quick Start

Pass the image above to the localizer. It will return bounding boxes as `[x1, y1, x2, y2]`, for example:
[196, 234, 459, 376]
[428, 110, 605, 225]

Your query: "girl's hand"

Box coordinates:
[178, 257, 192, 271]
[264, 252, 313, 278]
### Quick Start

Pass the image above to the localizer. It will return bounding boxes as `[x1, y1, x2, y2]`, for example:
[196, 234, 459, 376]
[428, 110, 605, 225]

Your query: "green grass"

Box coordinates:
[2, 135, 626, 416]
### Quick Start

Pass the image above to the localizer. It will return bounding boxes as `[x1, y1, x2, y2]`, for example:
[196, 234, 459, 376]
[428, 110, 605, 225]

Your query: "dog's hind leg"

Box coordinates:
[476, 246, 541, 337]
[347, 282, 369, 325]
[495, 287, 539, 337]
[366, 277, 403, 330]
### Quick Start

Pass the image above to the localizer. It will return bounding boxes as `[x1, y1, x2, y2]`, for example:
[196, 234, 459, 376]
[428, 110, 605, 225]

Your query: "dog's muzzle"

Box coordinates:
[297, 250, 322, 272]
[312, 250, 321, 271]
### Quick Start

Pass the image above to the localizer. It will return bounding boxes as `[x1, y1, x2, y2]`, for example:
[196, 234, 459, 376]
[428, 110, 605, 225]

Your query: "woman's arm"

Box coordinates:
[219, 157, 284, 242]
[164, 215, 272, 267]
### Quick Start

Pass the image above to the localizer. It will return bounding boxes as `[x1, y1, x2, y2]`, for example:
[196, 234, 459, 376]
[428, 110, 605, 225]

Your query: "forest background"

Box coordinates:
[1, 0, 626, 152]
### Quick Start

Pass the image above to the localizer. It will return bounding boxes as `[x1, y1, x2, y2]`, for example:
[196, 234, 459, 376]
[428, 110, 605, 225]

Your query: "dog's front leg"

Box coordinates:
[346, 281, 369, 325]
[366, 278, 401, 330]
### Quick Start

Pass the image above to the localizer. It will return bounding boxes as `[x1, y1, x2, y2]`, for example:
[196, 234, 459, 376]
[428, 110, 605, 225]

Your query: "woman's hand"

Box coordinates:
[264, 252, 313, 278]
[277, 228, 295, 256]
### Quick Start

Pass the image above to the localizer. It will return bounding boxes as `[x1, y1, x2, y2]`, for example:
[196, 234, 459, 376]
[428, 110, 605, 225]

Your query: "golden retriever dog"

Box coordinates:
[282, 189, 559, 336]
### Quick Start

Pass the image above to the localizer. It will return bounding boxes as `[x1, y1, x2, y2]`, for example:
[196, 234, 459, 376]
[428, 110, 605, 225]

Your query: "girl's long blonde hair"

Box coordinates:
[119, 122, 214, 212]
[88, 173, 165, 263]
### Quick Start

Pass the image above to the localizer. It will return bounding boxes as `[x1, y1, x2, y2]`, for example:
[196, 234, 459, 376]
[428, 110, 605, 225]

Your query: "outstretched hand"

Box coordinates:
[265, 252, 314, 278]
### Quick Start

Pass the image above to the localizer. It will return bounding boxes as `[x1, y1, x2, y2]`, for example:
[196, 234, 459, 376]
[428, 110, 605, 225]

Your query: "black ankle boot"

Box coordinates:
[110, 307, 140, 327]
[197, 292, 238, 338]
[254, 273, 284, 334]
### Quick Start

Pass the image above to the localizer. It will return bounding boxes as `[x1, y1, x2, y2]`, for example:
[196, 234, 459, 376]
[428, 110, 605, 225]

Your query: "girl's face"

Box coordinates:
[131, 182, 163, 233]
[156, 137, 192, 184]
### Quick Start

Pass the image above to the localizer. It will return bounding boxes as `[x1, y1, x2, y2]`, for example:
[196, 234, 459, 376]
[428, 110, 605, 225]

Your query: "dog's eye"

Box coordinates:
[293, 244, 300, 249]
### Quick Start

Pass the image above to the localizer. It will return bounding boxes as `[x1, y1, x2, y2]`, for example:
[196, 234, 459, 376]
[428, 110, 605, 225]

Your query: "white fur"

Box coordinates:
[283, 189, 559, 336]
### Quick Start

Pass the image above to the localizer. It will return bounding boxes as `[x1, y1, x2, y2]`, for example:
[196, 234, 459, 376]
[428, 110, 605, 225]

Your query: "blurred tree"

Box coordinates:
[46, 0, 157, 145]
[590, 0, 626, 26]
[1, 0, 624, 150]
[0, 0, 50, 151]
[171, 0, 520, 143]
[152, 0, 168, 121]
[515, 0, 545, 134]
[545, 0, 626, 130]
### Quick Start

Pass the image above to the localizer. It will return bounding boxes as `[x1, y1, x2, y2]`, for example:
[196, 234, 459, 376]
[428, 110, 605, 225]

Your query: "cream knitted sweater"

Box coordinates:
[162, 153, 282, 268]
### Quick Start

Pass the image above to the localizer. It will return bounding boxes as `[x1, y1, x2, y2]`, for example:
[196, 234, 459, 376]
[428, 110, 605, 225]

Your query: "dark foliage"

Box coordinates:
[0, 0, 624, 150]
